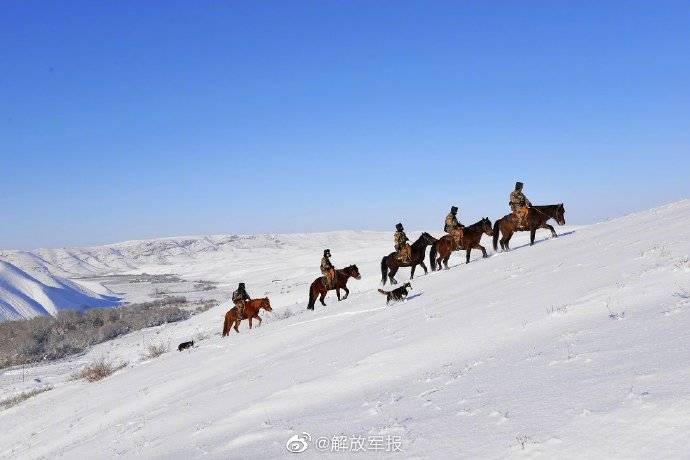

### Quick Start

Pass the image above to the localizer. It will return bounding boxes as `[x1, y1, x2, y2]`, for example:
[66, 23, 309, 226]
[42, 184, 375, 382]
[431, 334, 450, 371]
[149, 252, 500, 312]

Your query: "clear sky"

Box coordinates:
[2, 1, 689, 250]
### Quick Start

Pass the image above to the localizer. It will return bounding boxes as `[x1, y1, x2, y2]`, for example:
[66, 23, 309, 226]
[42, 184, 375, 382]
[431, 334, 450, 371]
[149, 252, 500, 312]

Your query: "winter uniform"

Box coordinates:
[444, 206, 464, 243]
[232, 283, 251, 319]
[510, 182, 532, 227]
[394, 224, 412, 263]
[320, 250, 336, 288]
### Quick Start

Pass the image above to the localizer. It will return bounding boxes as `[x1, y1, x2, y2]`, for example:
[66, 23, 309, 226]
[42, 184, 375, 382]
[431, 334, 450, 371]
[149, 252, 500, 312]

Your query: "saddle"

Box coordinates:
[322, 271, 338, 289]
[449, 227, 464, 246]
[511, 208, 530, 230]
[395, 245, 412, 263]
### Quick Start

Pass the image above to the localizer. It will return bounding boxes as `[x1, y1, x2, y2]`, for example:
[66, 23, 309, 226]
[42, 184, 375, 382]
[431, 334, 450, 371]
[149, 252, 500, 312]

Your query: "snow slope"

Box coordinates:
[0, 260, 121, 321]
[1, 200, 689, 458]
[0, 231, 393, 319]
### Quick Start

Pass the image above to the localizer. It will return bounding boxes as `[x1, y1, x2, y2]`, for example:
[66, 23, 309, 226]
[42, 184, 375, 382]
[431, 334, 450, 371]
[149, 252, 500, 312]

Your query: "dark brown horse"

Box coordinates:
[430, 218, 493, 270]
[380, 232, 437, 285]
[222, 297, 273, 336]
[307, 264, 362, 310]
[493, 204, 566, 251]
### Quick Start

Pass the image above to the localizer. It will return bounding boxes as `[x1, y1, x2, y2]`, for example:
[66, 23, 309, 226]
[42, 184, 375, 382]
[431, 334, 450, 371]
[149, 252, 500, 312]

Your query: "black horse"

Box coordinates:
[493, 204, 566, 251]
[380, 232, 437, 285]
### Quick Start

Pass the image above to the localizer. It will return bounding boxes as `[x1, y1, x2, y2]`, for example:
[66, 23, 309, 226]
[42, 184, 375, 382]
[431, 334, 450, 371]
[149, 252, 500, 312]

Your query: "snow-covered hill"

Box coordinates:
[1, 200, 689, 458]
[0, 231, 394, 319]
[0, 260, 120, 321]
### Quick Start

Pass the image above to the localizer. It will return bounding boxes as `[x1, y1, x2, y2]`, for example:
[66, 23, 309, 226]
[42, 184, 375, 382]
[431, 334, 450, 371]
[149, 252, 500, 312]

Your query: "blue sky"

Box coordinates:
[2, 1, 689, 249]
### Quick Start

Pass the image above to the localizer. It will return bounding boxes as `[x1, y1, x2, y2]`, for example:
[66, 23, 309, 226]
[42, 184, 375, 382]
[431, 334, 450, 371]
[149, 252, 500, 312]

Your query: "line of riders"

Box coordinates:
[230, 181, 535, 320]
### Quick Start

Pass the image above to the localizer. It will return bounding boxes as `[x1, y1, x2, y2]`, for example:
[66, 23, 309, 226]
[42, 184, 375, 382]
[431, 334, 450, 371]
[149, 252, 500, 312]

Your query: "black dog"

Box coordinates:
[178, 340, 194, 352]
[377, 282, 412, 305]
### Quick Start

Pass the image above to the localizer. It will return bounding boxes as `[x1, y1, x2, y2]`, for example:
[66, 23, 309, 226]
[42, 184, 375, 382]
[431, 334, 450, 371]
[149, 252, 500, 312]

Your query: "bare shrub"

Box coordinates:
[193, 280, 218, 291]
[0, 297, 191, 369]
[143, 342, 169, 359]
[0, 386, 53, 410]
[195, 332, 210, 342]
[72, 359, 127, 382]
[273, 308, 294, 320]
[605, 298, 625, 320]
[150, 288, 170, 298]
[128, 273, 183, 284]
[193, 299, 219, 314]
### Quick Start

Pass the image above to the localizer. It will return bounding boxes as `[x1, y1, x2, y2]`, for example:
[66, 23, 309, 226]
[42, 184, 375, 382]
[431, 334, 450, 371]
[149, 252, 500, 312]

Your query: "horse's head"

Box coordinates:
[419, 232, 437, 245]
[259, 298, 272, 312]
[481, 217, 494, 236]
[555, 204, 566, 225]
[346, 265, 362, 280]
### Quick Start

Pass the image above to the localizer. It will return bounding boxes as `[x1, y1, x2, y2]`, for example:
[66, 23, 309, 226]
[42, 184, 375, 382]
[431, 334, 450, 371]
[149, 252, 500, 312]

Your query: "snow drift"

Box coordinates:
[1, 200, 689, 458]
[0, 260, 120, 321]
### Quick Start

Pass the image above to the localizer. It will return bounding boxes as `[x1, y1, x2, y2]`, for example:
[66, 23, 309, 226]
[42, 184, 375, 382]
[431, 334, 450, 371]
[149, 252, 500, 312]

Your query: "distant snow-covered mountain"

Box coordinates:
[0, 231, 389, 320]
[0, 260, 120, 321]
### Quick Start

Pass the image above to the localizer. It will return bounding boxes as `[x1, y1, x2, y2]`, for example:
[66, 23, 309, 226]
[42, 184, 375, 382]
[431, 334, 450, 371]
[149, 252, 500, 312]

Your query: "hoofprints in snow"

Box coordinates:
[0, 200, 689, 458]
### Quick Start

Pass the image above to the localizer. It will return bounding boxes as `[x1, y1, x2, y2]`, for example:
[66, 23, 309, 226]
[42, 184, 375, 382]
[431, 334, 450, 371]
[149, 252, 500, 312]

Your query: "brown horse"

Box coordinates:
[493, 204, 566, 251]
[307, 265, 362, 310]
[222, 297, 272, 336]
[380, 232, 437, 285]
[430, 218, 493, 270]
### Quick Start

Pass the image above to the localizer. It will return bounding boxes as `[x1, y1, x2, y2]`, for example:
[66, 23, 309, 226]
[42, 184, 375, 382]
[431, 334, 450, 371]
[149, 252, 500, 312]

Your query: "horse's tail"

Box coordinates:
[380, 257, 388, 285]
[307, 283, 316, 310]
[222, 311, 232, 337]
[430, 242, 438, 271]
[493, 219, 501, 251]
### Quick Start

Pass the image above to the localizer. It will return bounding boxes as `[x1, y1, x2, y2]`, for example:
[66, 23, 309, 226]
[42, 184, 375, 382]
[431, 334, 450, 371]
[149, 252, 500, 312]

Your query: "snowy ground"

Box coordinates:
[1, 201, 689, 458]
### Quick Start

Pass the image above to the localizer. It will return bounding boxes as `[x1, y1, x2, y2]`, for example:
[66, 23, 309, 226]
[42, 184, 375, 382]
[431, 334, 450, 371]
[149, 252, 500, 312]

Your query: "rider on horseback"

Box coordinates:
[394, 223, 412, 263]
[232, 282, 251, 320]
[510, 182, 532, 228]
[444, 205, 464, 244]
[320, 249, 336, 288]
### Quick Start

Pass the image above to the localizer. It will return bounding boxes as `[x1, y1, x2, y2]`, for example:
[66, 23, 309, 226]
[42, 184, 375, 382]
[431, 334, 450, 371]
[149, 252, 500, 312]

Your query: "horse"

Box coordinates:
[380, 232, 437, 285]
[222, 297, 273, 336]
[307, 265, 362, 310]
[430, 217, 493, 270]
[493, 204, 566, 251]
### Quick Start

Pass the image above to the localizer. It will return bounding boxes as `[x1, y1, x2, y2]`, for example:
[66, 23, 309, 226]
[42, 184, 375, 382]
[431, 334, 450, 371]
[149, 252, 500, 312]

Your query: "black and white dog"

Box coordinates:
[377, 282, 412, 305]
[177, 340, 194, 352]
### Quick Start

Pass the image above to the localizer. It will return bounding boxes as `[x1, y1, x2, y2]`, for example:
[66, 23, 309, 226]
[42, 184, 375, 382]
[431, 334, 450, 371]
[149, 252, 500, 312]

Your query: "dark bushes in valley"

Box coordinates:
[0, 297, 194, 369]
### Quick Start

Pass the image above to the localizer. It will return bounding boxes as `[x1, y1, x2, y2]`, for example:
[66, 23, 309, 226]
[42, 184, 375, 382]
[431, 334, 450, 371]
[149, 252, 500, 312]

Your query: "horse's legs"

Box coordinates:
[478, 244, 488, 258]
[388, 267, 398, 285]
[443, 256, 449, 270]
[248, 316, 253, 329]
[234, 320, 241, 333]
[502, 230, 513, 251]
[419, 261, 428, 275]
[541, 223, 557, 238]
[466, 249, 471, 264]
[336, 287, 341, 301]
[319, 291, 327, 306]
[530, 228, 537, 246]
[410, 264, 416, 279]
[342, 286, 349, 299]
[254, 314, 262, 327]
